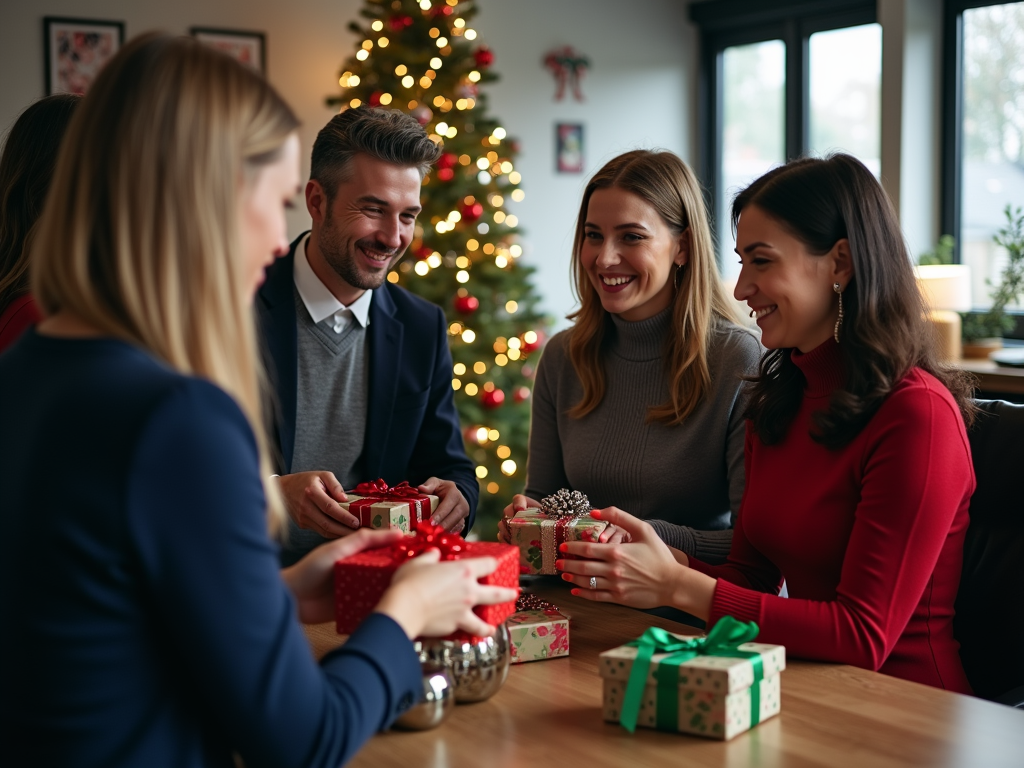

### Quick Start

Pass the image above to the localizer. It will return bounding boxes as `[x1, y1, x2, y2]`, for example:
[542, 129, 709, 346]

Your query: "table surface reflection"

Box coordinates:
[304, 579, 1024, 768]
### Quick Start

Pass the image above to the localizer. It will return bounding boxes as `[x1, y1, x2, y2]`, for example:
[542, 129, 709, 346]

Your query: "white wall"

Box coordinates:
[0, 0, 697, 330]
[477, 0, 696, 328]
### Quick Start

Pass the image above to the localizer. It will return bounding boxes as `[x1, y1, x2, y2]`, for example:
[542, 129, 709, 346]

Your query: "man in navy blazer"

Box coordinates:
[257, 107, 477, 565]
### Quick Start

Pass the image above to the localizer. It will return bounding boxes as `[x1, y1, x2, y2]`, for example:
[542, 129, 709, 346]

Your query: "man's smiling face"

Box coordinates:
[314, 153, 422, 292]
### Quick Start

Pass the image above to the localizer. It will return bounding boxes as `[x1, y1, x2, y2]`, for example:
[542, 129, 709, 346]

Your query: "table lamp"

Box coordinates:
[913, 264, 972, 361]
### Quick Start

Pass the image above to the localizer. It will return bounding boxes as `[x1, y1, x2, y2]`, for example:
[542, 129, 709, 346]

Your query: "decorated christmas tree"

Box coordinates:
[327, 0, 549, 538]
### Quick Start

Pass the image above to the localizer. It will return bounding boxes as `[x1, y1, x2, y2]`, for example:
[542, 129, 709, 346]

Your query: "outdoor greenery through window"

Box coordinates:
[720, 40, 785, 280]
[694, 0, 880, 280]
[808, 24, 881, 177]
[960, 2, 1024, 310]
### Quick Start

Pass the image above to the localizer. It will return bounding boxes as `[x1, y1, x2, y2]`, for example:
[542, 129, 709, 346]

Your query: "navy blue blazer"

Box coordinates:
[257, 234, 478, 529]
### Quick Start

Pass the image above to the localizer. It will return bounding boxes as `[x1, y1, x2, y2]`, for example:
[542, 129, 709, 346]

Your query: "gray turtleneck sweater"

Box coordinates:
[524, 309, 762, 564]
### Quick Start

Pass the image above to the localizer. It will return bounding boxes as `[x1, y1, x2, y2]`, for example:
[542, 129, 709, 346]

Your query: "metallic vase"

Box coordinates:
[393, 661, 456, 731]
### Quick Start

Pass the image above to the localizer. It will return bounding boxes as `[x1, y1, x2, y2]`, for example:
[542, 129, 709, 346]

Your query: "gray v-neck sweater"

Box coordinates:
[524, 309, 762, 563]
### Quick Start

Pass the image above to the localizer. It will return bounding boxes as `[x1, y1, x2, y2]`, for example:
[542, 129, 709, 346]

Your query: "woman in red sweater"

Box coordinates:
[558, 154, 976, 693]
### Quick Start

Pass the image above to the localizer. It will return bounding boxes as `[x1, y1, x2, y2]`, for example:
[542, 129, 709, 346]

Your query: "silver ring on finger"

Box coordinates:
[589, 576, 597, 589]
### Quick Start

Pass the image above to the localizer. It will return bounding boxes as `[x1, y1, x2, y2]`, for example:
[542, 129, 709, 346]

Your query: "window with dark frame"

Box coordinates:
[690, 0, 881, 279]
[942, 0, 1024, 339]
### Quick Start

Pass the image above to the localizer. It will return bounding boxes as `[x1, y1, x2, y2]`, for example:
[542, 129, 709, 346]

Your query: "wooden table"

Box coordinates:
[959, 358, 1024, 396]
[305, 580, 1024, 768]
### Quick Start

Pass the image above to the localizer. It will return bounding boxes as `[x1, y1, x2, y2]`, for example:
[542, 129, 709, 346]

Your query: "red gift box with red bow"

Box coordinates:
[334, 523, 519, 641]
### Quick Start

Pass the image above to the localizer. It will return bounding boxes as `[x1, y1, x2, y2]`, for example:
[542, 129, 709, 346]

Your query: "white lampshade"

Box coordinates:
[914, 264, 972, 312]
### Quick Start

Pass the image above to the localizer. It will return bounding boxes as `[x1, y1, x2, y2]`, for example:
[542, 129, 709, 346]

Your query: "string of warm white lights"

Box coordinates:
[327, 0, 547, 520]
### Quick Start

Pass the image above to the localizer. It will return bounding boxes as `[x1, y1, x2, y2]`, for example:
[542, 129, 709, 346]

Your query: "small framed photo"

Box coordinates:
[44, 17, 125, 95]
[556, 123, 584, 173]
[190, 28, 266, 74]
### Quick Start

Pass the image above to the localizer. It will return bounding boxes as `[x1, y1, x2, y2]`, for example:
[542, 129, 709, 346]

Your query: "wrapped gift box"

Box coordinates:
[342, 479, 437, 534]
[600, 622, 785, 740]
[507, 595, 570, 664]
[508, 508, 607, 575]
[334, 525, 519, 642]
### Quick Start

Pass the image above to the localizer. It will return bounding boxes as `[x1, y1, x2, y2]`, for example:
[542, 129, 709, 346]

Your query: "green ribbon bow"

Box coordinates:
[619, 616, 763, 734]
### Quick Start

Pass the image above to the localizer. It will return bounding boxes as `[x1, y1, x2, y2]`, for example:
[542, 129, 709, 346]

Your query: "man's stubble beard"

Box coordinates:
[318, 211, 402, 291]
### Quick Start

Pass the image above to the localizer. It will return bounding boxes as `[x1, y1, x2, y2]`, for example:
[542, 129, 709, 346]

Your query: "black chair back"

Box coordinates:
[956, 399, 1024, 702]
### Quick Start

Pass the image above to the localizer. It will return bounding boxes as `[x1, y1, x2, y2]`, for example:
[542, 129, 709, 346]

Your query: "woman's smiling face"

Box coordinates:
[733, 203, 848, 352]
[580, 186, 688, 322]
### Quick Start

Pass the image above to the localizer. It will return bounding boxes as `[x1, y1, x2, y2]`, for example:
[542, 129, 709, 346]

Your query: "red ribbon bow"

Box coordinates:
[391, 521, 465, 563]
[350, 479, 433, 528]
[516, 593, 562, 615]
[353, 479, 424, 500]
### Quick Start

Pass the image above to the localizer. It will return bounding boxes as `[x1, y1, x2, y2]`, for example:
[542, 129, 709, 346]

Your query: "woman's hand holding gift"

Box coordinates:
[555, 507, 715, 620]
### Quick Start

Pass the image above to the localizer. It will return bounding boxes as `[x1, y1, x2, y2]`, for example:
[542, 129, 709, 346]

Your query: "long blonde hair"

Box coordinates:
[567, 150, 742, 424]
[31, 33, 298, 532]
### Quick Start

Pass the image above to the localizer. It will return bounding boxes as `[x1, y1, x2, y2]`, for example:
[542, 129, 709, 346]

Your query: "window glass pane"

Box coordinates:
[962, 2, 1024, 309]
[720, 40, 785, 281]
[808, 23, 882, 176]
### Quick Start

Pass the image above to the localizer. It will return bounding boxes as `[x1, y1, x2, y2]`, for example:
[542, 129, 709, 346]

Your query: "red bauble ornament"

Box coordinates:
[437, 168, 454, 181]
[514, 386, 531, 403]
[520, 330, 545, 353]
[388, 14, 413, 31]
[474, 47, 495, 68]
[368, 91, 383, 107]
[481, 388, 505, 409]
[454, 295, 480, 314]
[437, 152, 457, 169]
[415, 245, 433, 260]
[412, 106, 433, 125]
[430, 4, 454, 17]
[461, 201, 484, 222]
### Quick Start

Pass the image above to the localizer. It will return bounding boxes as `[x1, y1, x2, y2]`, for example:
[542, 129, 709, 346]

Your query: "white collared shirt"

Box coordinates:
[292, 233, 372, 333]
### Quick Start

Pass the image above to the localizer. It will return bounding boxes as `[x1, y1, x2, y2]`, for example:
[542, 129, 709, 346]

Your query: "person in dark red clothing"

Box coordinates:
[557, 154, 977, 694]
[0, 93, 80, 354]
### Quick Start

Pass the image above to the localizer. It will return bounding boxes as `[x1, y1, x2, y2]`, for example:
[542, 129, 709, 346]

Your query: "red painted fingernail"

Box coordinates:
[555, 559, 564, 570]
[561, 573, 572, 582]
[591, 509, 602, 519]
[571, 589, 580, 596]
[558, 543, 568, 553]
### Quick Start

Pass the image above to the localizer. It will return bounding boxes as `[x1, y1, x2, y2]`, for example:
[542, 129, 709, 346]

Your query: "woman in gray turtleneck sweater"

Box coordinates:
[500, 150, 761, 564]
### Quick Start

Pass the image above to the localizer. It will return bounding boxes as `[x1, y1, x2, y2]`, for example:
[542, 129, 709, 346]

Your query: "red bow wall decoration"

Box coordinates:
[543, 46, 590, 102]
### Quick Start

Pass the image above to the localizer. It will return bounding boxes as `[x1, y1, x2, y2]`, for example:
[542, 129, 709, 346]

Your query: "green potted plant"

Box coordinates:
[961, 205, 1024, 357]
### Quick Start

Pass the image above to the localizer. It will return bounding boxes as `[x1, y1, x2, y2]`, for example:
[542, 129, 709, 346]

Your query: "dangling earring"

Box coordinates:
[673, 262, 684, 291]
[833, 282, 844, 343]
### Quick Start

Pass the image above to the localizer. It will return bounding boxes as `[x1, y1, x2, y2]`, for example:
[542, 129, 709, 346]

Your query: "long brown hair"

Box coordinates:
[567, 150, 743, 424]
[0, 94, 80, 314]
[733, 154, 975, 448]
[31, 33, 299, 531]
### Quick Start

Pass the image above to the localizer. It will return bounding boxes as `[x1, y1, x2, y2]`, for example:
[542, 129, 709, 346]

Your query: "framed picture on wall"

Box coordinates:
[190, 28, 266, 74]
[556, 123, 584, 173]
[44, 17, 125, 95]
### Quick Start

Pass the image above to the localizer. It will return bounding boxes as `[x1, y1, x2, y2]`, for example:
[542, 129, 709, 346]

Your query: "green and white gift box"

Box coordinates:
[599, 620, 785, 741]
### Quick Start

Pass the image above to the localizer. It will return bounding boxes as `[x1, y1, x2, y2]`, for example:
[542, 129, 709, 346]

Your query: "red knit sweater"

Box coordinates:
[0, 293, 43, 355]
[690, 339, 974, 693]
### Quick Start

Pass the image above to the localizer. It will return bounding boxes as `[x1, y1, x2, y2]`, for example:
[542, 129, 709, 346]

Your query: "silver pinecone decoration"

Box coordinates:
[540, 488, 591, 519]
